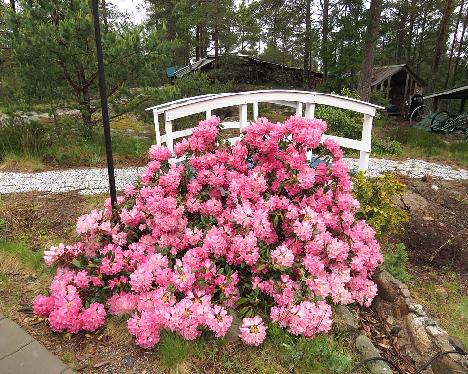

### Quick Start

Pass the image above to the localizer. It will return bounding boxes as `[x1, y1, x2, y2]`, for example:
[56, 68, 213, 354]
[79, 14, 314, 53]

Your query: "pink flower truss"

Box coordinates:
[239, 316, 267, 346]
[34, 115, 383, 348]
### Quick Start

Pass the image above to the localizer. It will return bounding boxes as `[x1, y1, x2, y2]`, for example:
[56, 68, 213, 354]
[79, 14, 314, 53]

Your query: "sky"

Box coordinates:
[111, 0, 148, 24]
[111, 0, 246, 24]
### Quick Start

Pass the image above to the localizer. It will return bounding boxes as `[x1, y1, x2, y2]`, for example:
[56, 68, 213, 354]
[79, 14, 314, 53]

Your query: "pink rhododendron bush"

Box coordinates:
[33, 115, 383, 349]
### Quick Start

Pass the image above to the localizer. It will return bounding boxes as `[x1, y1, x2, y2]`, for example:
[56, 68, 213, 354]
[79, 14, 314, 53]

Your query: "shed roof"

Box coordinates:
[174, 54, 323, 78]
[371, 64, 425, 87]
[424, 85, 468, 100]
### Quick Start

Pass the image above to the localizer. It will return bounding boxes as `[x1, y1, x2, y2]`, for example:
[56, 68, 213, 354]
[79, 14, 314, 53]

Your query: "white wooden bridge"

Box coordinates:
[146, 90, 383, 171]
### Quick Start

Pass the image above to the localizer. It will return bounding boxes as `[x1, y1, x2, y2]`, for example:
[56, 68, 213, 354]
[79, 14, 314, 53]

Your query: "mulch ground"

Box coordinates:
[398, 177, 468, 275]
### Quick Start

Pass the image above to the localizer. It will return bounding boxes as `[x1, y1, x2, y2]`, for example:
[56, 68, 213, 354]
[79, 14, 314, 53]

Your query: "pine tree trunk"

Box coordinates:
[101, 0, 109, 33]
[196, 25, 201, 60]
[80, 88, 94, 132]
[303, 0, 311, 89]
[452, 7, 468, 85]
[445, 0, 465, 88]
[406, 0, 417, 63]
[358, 0, 383, 101]
[431, 0, 454, 91]
[396, 0, 408, 63]
[416, 4, 429, 73]
[321, 0, 329, 81]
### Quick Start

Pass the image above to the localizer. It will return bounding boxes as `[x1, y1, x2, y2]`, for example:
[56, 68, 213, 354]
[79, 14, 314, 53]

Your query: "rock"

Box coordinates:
[431, 353, 467, 374]
[122, 355, 135, 369]
[431, 184, 440, 191]
[335, 305, 358, 335]
[374, 271, 399, 302]
[355, 335, 393, 373]
[409, 304, 425, 317]
[406, 313, 431, 354]
[449, 336, 466, 352]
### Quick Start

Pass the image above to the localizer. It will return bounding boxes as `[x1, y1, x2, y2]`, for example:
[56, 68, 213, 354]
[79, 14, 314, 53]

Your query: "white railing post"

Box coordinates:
[304, 103, 315, 119]
[153, 110, 161, 146]
[239, 103, 248, 131]
[253, 102, 259, 121]
[296, 102, 303, 116]
[206, 109, 211, 119]
[358, 114, 373, 172]
[165, 115, 174, 153]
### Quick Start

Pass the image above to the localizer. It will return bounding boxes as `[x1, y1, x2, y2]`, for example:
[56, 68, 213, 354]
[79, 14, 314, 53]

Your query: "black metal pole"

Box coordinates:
[91, 0, 117, 208]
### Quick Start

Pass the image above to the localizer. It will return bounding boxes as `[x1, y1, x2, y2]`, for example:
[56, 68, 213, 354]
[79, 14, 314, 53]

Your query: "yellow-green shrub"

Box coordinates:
[352, 172, 408, 237]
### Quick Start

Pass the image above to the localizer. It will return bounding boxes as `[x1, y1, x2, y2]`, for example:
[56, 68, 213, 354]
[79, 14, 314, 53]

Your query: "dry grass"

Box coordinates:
[408, 265, 468, 347]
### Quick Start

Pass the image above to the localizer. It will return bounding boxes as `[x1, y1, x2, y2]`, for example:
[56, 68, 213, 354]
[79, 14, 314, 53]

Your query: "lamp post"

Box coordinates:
[91, 0, 117, 208]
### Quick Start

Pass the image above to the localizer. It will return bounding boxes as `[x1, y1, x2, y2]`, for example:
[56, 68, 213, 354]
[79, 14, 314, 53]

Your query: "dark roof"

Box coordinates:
[174, 54, 323, 78]
[424, 85, 468, 100]
[371, 64, 425, 87]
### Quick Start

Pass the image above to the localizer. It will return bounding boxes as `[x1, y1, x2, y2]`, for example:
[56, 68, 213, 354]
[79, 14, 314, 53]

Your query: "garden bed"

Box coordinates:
[1, 176, 466, 373]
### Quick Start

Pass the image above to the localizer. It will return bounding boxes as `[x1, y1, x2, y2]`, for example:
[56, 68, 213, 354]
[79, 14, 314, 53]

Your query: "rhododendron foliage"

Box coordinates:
[33, 115, 382, 349]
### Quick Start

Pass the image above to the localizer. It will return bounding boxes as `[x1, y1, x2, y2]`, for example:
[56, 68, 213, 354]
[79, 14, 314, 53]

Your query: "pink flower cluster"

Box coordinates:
[33, 115, 382, 348]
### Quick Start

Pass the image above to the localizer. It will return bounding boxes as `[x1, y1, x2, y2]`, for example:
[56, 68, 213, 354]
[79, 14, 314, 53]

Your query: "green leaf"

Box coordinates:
[71, 259, 83, 269]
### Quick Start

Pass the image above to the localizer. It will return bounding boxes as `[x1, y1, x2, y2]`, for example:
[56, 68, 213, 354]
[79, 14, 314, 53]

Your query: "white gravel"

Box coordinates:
[0, 159, 466, 195]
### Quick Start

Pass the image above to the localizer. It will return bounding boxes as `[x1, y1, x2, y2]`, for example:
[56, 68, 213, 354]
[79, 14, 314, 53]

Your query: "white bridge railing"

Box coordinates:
[146, 90, 383, 171]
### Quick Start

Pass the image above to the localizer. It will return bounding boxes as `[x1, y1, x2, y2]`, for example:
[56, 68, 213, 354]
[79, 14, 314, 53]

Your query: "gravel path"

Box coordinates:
[0, 159, 466, 195]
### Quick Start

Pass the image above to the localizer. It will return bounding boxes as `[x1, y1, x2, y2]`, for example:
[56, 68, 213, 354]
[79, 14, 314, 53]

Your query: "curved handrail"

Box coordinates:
[147, 90, 383, 172]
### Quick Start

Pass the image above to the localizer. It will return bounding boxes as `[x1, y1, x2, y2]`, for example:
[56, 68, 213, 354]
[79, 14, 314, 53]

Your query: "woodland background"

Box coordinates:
[0, 0, 466, 118]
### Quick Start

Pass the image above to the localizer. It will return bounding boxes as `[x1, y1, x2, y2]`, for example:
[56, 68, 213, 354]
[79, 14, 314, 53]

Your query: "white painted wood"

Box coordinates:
[358, 114, 373, 171]
[152, 110, 161, 146]
[239, 104, 248, 131]
[253, 102, 259, 121]
[296, 102, 303, 116]
[321, 134, 370, 152]
[222, 121, 241, 129]
[206, 109, 212, 119]
[164, 116, 174, 153]
[304, 103, 315, 118]
[164, 91, 379, 121]
[147, 90, 383, 171]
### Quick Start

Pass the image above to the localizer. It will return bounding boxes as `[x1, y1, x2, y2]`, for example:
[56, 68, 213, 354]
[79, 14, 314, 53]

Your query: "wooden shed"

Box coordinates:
[371, 64, 425, 115]
[169, 54, 323, 89]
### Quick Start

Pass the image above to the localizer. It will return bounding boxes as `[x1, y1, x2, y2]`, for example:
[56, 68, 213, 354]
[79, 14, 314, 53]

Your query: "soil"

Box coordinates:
[0, 192, 101, 248]
[397, 177, 468, 275]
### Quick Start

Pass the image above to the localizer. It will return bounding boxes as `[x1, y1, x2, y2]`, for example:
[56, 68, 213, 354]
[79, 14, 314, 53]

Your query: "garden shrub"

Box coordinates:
[372, 137, 402, 156]
[0, 117, 51, 161]
[352, 172, 408, 237]
[315, 105, 362, 139]
[382, 243, 411, 282]
[33, 116, 383, 349]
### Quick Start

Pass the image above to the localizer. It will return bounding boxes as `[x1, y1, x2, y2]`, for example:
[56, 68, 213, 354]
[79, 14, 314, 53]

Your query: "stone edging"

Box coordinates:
[337, 270, 467, 373]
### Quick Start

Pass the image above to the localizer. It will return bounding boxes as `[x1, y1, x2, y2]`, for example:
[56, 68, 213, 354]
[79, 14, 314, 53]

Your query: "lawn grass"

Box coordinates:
[0, 114, 154, 171]
[0, 239, 46, 272]
[376, 126, 468, 166]
[408, 267, 468, 347]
